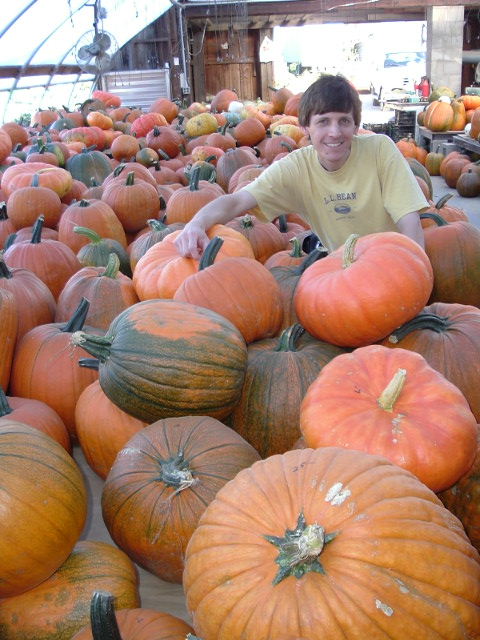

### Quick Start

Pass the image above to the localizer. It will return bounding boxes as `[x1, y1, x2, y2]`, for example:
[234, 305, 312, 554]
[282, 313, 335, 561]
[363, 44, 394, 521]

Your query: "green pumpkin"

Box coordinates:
[71, 299, 248, 423]
[66, 147, 112, 186]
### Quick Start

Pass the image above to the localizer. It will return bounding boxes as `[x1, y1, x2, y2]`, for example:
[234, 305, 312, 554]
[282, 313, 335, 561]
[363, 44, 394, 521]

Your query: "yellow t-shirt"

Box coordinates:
[241, 134, 429, 252]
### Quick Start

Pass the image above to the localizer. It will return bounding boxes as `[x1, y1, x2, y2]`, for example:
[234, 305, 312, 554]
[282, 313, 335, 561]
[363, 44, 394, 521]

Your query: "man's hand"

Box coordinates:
[175, 222, 210, 259]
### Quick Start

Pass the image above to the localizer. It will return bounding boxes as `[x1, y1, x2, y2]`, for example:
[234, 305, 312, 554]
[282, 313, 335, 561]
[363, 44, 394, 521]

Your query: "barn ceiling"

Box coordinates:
[182, 0, 480, 30]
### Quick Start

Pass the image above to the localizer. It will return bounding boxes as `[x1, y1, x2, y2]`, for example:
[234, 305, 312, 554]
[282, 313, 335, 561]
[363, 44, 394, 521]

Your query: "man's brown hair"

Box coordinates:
[298, 74, 362, 127]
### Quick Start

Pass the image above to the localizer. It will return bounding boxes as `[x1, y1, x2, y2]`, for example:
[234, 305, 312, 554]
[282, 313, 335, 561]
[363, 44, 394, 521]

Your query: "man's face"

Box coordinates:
[305, 110, 358, 171]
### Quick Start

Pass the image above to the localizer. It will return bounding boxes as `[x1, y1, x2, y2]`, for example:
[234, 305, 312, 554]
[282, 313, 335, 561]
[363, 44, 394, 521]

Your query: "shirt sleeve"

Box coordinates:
[240, 152, 306, 222]
[375, 135, 430, 222]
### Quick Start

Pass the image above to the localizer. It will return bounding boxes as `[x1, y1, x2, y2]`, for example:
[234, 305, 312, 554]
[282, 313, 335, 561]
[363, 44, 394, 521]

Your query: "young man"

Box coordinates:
[174, 74, 428, 259]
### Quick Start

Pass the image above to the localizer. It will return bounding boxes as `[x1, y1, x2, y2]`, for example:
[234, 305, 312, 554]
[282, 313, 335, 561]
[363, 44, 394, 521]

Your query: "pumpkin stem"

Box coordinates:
[62, 297, 90, 333]
[277, 215, 288, 233]
[4, 233, 17, 251]
[101, 253, 121, 279]
[297, 246, 328, 274]
[0, 386, 13, 417]
[30, 215, 45, 244]
[74, 226, 102, 244]
[89, 591, 123, 640]
[30, 173, 40, 187]
[125, 171, 135, 186]
[419, 212, 448, 226]
[0, 202, 8, 220]
[288, 237, 303, 258]
[0, 257, 13, 279]
[71, 331, 112, 362]
[78, 199, 92, 208]
[198, 236, 224, 270]
[342, 234, 360, 268]
[189, 166, 201, 191]
[160, 451, 196, 493]
[388, 312, 451, 343]
[275, 324, 304, 352]
[265, 512, 337, 585]
[147, 218, 168, 232]
[78, 358, 100, 370]
[377, 368, 407, 411]
[435, 193, 454, 209]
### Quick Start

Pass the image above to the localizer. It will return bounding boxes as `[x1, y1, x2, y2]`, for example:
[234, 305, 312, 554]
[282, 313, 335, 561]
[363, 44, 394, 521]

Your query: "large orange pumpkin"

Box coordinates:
[183, 447, 480, 640]
[300, 344, 477, 492]
[0, 422, 86, 598]
[294, 232, 433, 347]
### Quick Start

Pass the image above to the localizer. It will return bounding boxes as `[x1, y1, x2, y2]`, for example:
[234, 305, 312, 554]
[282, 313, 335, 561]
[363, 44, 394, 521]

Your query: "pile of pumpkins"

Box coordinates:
[1, 85, 480, 639]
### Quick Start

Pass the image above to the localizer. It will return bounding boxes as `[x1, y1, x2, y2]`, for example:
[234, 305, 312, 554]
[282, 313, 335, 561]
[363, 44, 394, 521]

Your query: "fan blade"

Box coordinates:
[94, 32, 111, 52]
[95, 52, 112, 72]
[77, 45, 95, 61]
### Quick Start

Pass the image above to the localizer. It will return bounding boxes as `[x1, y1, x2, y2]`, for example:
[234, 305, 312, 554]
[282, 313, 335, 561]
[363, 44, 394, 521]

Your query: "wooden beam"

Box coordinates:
[0, 65, 83, 78]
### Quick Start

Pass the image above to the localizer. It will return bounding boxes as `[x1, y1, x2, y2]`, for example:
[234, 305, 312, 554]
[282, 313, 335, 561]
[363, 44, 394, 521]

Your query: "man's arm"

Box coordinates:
[174, 190, 259, 258]
[396, 211, 425, 250]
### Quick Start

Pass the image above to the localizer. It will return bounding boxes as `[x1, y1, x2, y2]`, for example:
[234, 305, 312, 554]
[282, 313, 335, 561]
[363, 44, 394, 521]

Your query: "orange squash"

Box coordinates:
[424, 100, 454, 131]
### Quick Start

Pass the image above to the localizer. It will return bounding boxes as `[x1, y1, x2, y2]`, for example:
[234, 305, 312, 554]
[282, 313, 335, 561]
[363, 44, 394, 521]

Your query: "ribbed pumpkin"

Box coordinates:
[74, 227, 131, 275]
[128, 218, 184, 271]
[381, 302, 480, 422]
[184, 446, 480, 640]
[226, 214, 286, 264]
[102, 416, 260, 583]
[0, 422, 86, 598]
[0, 540, 140, 640]
[75, 378, 146, 479]
[55, 253, 139, 330]
[439, 434, 480, 553]
[294, 232, 433, 347]
[101, 171, 160, 232]
[422, 213, 480, 306]
[0, 288, 16, 390]
[10, 298, 99, 438]
[71, 299, 247, 423]
[269, 248, 327, 333]
[300, 344, 478, 492]
[228, 325, 346, 457]
[58, 198, 127, 252]
[72, 591, 193, 640]
[1, 162, 73, 198]
[165, 167, 221, 224]
[424, 100, 454, 131]
[7, 172, 63, 229]
[421, 194, 469, 228]
[174, 237, 283, 343]
[132, 224, 254, 300]
[0, 256, 56, 344]
[3, 215, 81, 299]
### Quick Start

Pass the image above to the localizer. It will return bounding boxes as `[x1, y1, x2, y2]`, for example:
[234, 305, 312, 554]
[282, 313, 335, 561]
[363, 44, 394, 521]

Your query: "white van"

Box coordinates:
[372, 51, 426, 100]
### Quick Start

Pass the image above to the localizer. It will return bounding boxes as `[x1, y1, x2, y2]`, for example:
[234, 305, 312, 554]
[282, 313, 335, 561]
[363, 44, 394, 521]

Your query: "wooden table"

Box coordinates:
[417, 126, 465, 151]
